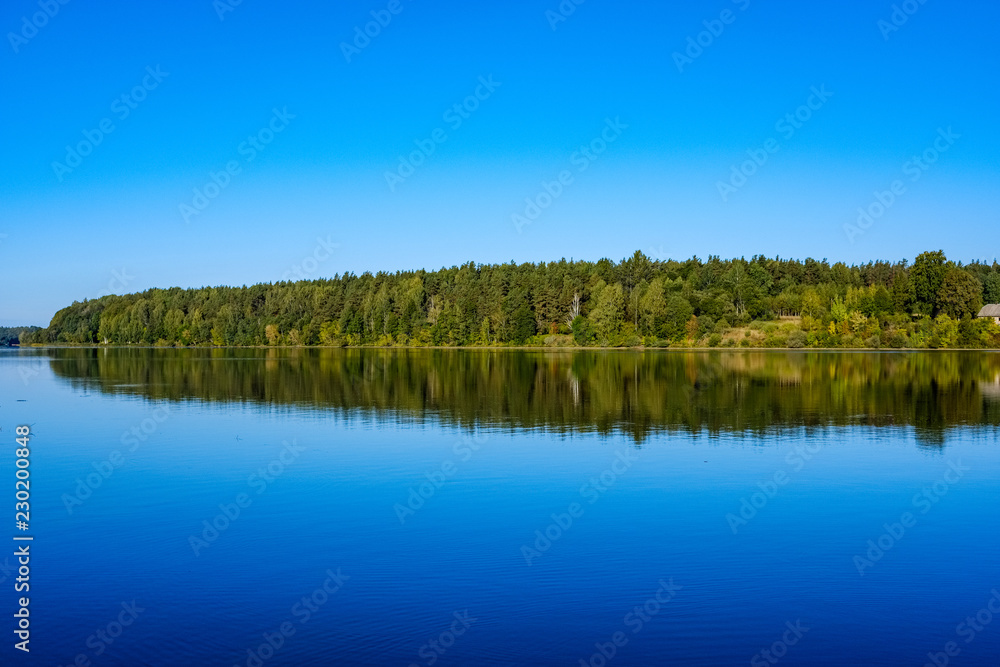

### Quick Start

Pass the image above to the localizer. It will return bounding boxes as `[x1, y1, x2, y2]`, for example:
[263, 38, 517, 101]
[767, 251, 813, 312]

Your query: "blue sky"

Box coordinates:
[2, 0, 998, 325]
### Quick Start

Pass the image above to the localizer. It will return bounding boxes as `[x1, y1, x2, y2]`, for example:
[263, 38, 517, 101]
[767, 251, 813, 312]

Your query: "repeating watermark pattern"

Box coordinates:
[577, 579, 682, 667]
[511, 117, 627, 233]
[750, 620, 810, 666]
[7, 0, 71, 54]
[878, 0, 930, 41]
[520, 448, 640, 565]
[233, 568, 349, 667]
[545, 0, 586, 31]
[385, 76, 501, 192]
[188, 439, 305, 556]
[95, 267, 135, 299]
[408, 610, 477, 667]
[85, 602, 145, 659]
[52, 66, 169, 182]
[853, 459, 969, 575]
[725, 441, 823, 534]
[716, 85, 833, 202]
[394, 433, 488, 524]
[672, 0, 751, 73]
[645, 245, 669, 261]
[56, 601, 145, 666]
[61, 406, 170, 515]
[213, 0, 244, 21]
[179, 107, 295, 223]
[18, 360, 45, 386]
[921, 589, 1000, 667]
[340, 0, 411, 63]
[282, 236, 340, 281]
[843, 126, 959, 243]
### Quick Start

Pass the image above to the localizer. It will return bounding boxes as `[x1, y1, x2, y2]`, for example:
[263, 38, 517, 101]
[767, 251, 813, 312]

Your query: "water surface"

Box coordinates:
[1, 348, 998, 665]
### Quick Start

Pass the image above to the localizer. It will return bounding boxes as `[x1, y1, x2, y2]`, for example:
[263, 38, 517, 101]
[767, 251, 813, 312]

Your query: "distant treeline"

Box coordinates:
[21, 250, 1000, 349]
[1, 326, 39, 346]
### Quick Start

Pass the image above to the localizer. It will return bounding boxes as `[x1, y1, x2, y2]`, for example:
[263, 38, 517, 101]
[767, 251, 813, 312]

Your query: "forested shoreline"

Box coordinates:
[20, 250, 1000, 349]
[0, 326, 39, 346]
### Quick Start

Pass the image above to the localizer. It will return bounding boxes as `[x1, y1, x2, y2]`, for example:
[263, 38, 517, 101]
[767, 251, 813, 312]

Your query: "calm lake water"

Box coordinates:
[2, 348, 999, 666]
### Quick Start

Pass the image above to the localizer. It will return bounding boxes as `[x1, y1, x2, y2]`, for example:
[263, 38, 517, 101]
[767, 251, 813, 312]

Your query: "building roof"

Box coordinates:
[978, 304, 1000, 317]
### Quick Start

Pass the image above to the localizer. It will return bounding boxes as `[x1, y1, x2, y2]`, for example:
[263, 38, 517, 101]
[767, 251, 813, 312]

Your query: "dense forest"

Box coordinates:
[20, 250, 1000, 349]
[0, 326, 39, 346]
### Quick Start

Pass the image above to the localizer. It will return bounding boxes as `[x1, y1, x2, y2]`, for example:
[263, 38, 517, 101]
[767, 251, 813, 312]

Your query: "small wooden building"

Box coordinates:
[977, 304, 1000, 324]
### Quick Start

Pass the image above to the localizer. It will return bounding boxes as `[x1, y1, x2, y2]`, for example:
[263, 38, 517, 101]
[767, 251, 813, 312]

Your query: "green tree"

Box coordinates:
[724, 262, 771, 319]
[931, 313, 959, 348]
[510, 303, 536, 344]
[830, 296, 849, 324]
[936, 268, 983, 319]
[590, 283, 624, 341]
[911, 250, 947, 315]
[620, 250, 653, 296]
[571, 316, 594, 345]
[892, 271, 915, 313]
[723, 263, 751, 317]
[639, 278, 666, 336]
[801, 288, 824, 319]
[983, 272, 1000, 305]
[663, 295, 694, 340]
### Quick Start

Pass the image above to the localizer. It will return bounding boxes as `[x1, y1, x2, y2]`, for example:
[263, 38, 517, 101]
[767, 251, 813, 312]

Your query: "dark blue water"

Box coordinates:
[1, 349, 998, 666]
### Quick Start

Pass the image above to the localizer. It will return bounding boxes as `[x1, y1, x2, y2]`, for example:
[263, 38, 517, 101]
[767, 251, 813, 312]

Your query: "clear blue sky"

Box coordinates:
[2, 0, 998, 325]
